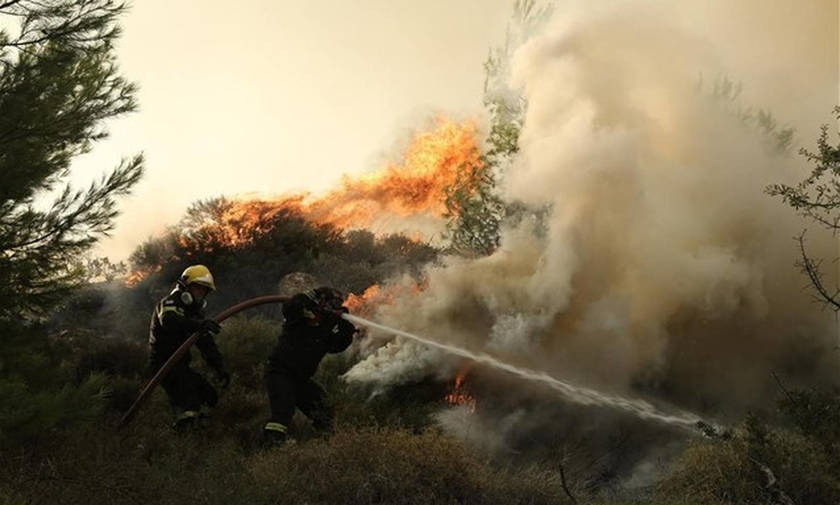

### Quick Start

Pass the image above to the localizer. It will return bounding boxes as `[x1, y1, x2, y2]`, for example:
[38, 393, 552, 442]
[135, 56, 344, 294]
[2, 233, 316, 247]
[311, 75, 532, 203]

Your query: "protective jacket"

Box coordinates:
[263, 291, 355, 441]
[267, 293, 355, 380]
[149, 288, 224, 373]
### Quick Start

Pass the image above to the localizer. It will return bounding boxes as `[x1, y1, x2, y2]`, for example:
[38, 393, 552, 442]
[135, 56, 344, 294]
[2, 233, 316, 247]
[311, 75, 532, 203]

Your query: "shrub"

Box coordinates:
[658, 413, 840, 505]
[1, 423, 568, 505]
[248, 427, 566, 505]
[214, 316, 278, 390]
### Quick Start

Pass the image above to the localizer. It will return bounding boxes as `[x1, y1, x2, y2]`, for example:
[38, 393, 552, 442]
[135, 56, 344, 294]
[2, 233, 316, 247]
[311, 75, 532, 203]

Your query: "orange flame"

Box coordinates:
[193, 118, 482, 242]
[342, 280, 427, 317]
[343, 285, 384, 315]
[125, 118, 482, 286]
[125, 265, 162, 287]
[309, 118, 483, 227]
[183, 197, 309, 249]
[445, 365, 477, 413]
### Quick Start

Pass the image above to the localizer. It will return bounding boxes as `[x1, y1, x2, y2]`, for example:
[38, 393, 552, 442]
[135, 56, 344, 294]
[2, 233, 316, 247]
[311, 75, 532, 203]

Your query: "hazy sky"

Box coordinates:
[71, 0, 514, 260]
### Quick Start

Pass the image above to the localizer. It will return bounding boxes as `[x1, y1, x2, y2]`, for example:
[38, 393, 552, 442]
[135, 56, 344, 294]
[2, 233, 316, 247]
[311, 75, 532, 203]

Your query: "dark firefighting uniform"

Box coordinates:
[264, 293, 355, 436]
[149, 288, 225, 422]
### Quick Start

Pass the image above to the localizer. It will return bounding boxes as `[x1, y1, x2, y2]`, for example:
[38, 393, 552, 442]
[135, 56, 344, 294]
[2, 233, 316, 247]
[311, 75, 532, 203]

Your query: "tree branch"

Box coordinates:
[795, 231, 840, 311]
[0, 0, 23, 10]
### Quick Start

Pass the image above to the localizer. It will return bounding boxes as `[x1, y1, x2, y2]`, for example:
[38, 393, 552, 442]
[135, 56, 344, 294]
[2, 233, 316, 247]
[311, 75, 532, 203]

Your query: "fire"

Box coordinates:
[125, 265, 161, 287]
[181, 198, 309, 249]
[191, 118, 482, 240]
[311, 117, 484, 226]
[445, 365, 476, 413]
[343, 285, 384, 315]
[343, 280, 427, 317]
[125, 117, 482, 286]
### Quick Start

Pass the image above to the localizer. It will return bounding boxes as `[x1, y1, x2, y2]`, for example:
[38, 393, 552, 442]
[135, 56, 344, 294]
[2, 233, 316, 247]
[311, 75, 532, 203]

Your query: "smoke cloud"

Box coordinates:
[346, 0, 838, 431]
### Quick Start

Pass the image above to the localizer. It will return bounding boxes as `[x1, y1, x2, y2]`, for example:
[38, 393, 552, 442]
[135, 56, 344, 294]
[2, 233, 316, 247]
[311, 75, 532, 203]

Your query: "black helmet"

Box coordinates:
[310, 286, 345, 311]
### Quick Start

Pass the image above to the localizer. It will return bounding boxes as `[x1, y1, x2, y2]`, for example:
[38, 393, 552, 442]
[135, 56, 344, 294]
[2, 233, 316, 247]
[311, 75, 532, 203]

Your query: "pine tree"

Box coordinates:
[0, 0, 142, 444]
[0, 0, 143, 320]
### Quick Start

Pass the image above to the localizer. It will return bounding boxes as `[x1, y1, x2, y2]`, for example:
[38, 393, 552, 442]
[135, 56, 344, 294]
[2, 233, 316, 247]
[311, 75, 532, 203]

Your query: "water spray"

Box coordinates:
[343, 313, 729, 437]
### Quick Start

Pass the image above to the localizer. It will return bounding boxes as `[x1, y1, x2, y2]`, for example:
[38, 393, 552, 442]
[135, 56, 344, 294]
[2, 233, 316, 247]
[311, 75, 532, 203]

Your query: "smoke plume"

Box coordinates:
[346, 0, 839, 425]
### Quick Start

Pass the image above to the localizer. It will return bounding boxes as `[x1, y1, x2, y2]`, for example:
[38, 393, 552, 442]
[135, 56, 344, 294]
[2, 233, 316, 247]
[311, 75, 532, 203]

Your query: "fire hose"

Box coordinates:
[118, 295, 289, 429]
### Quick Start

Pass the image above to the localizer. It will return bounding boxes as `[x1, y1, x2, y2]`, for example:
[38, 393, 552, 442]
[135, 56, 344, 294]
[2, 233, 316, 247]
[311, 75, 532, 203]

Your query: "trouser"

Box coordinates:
[159, 364, 218, 422]
[264, 370, 333, 434]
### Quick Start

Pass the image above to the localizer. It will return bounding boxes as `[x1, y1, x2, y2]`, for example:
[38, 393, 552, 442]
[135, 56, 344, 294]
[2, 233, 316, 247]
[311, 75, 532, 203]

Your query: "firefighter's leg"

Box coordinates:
[263, 370, 297, 443]
[194, 371, 219, 410]
[297, 379, 333, 433]
[162, 366, 214, 431]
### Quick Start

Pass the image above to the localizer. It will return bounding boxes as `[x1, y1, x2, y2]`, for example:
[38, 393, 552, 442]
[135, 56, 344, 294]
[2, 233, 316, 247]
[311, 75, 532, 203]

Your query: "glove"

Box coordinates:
[201, 319, 222, 335]
[214, 369, 231, 388]
[319, 306, 347, 322]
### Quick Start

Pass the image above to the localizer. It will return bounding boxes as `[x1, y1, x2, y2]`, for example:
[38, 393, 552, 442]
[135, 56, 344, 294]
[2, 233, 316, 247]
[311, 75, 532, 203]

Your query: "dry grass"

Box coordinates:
[1, 422, 568, 505]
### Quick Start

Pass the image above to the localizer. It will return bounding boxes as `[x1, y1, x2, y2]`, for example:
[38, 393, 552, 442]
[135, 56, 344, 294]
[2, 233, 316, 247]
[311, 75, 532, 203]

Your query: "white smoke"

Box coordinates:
[435, 406, 527, 454]
[345, 0, 838, 419]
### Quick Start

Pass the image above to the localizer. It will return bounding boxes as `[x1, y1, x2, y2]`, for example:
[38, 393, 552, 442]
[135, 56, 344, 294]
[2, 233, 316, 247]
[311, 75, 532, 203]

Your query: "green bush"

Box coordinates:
[658, 412, 840, 505]
[333, 378, 444, 433]
[215, 316, 278, 390]
[0, 321, 110, 448]
[0, 372, 107, 448]
[74, 337, 147, 381]
[778, 387, 840, 468]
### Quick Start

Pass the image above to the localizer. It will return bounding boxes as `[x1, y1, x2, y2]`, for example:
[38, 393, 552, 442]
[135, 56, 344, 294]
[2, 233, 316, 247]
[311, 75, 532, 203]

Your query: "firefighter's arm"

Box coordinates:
[325, 308, 355, 353]
[159, 301, 221, 335]
[281, 293, 310, 323]
[196, 332, 224, 370]
[196, 332, 230, 387]
[158, 300, 204, 334]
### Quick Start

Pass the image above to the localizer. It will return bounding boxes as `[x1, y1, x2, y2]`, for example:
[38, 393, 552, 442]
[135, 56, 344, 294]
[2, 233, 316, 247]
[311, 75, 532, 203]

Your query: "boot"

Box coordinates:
[261, 421, 289, 447]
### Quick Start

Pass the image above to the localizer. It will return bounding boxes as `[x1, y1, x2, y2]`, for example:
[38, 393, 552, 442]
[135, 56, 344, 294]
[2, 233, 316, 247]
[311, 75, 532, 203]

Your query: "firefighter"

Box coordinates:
[149, 265, 230, 430]
[263, 286, 356, 444]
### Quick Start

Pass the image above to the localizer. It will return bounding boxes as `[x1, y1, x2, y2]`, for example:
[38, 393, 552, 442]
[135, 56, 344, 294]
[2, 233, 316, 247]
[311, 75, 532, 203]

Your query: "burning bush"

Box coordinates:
[126, 202, 438, 311]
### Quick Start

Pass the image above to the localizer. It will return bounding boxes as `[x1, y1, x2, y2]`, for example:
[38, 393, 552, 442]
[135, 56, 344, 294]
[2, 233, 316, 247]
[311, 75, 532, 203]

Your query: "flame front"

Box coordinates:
[311, 118, 484, 226]
[207, 117, 482, 240]
[126, 118, 480, 286]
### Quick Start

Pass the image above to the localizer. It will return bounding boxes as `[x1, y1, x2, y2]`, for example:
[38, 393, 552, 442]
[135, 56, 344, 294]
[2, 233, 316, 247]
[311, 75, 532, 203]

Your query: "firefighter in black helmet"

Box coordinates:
[149, 265, 230, 430]
[263, 286, 356, 443]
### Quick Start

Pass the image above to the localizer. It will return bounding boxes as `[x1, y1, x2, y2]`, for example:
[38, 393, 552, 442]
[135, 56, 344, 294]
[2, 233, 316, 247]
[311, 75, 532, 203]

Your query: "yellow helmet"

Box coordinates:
[178, 265, 216, 291]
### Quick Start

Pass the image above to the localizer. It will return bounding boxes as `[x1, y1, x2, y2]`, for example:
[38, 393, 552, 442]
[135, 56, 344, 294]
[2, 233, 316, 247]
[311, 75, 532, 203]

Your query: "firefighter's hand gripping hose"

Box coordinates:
[118, 295, 289, 429]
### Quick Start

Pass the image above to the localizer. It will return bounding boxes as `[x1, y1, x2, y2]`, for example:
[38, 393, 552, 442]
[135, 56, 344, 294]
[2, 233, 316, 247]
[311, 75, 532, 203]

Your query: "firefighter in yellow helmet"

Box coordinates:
[148, 265, 230, 431]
